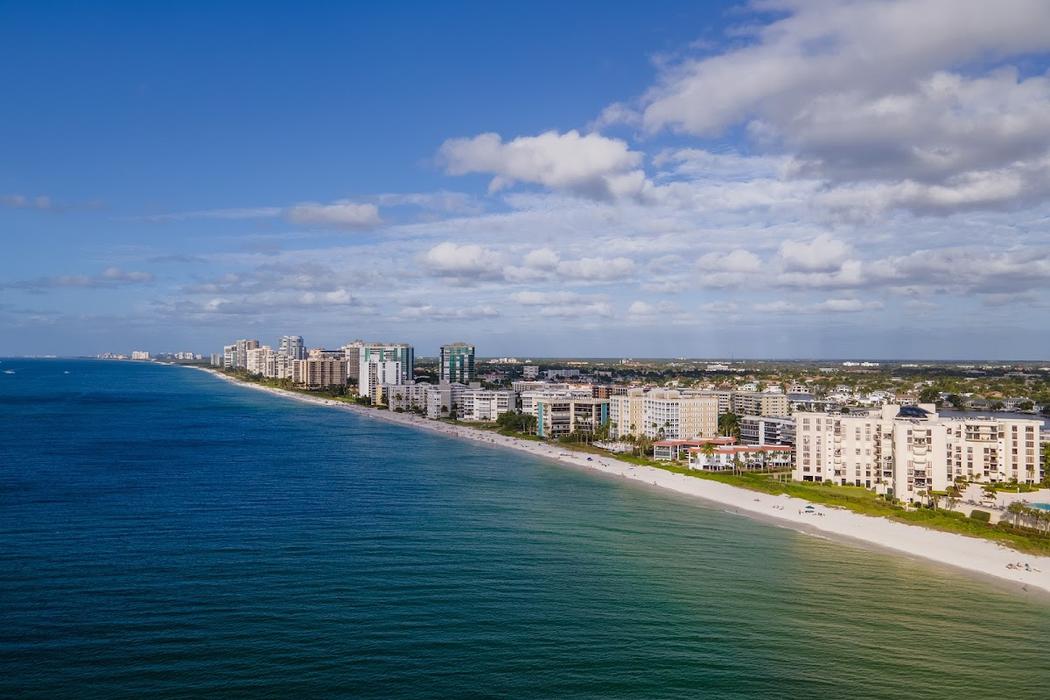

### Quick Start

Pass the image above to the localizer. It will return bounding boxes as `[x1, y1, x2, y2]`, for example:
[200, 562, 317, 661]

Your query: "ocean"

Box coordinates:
[2, 359, 1048, 698]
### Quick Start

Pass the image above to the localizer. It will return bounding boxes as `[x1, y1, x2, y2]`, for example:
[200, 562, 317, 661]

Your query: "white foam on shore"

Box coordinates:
[191, 366, 1050, 595]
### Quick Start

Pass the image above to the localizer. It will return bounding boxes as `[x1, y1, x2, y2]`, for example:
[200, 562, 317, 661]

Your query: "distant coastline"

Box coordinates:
[185, 364, 1050, 596]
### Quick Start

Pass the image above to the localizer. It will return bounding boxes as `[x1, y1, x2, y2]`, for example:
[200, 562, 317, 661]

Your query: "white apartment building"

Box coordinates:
[520, 388, 595, 416]
[130, 350, 150, 361]
[425, 382, 466, 419]
[223, 339, 259, 370]
[265, 352, 294, 380]
[245, 346, 273, 375]
[381, 382, 431, 413]
[459, 388, 516, 422]
[279, 335, 306, 360]
[535, 397, 609, 439]
[357, 343, 414, 399]
[523, 365, 539, 380]
[609, 389, 718, 441]
[689, 445, 793, 472]
[740, 415, 796, 446]
[360, 359, 402, 400]
[794, 404, 1042, 502]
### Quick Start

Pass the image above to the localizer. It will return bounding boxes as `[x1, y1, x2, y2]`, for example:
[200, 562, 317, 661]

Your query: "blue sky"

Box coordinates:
[3, 0, 1050, 359]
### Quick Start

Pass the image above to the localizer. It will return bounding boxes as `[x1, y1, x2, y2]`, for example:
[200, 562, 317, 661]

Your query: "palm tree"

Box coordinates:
[718, 412, 740, 439]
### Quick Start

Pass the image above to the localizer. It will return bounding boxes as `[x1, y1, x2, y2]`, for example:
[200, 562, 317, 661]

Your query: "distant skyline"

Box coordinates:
[3, 1, 1050, 359]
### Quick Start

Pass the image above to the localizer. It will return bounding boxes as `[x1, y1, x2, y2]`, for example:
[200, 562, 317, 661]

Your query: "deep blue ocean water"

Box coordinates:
[2, 359, 1049, 698]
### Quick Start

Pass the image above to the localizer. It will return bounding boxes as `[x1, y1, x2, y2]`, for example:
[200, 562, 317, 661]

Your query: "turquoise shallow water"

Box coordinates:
[1, 359, 1049, 698]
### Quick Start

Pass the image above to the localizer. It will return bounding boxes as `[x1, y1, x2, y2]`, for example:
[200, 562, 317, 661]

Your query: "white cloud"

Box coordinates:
[512, 290, 595, 305]
[420, 241, 505, 278]
[398, 304, 499, 320]
[556, 256, 636, 281]
[438, 130, 648, 199]
[522, 248, 560, 270]
[286, 201, 381, 230]
[606, 0, 1050, 215]
[778, 234, 851, 273]
[539, 301, 614, 318]
[694, 249, 763, 287]
[814, 298, 884, 313]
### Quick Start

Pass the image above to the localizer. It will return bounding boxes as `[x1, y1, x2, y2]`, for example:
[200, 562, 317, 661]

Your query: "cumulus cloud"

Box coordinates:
[778, 234, 852, 273]
[285, 201, 381, 230]
[438, 130, 648, 199]
[695, 249, 763, 287]
[556, 256, 636, 281]
[606, 0, 1050, 215]
[420, 241, 505, 279]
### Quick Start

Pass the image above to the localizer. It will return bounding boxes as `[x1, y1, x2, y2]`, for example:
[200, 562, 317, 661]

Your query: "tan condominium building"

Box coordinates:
[292, 357, 347, 389]
[794, 404, 1042, 502]
[609, 389, 718, 441]
[730, 391, 790, 417]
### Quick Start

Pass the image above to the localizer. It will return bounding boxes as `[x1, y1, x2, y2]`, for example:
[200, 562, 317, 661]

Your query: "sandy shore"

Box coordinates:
[192, 366, 1050, 595]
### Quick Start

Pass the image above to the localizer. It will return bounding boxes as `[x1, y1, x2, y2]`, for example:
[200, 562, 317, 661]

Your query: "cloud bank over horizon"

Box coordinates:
[3, 0, 1050, 358]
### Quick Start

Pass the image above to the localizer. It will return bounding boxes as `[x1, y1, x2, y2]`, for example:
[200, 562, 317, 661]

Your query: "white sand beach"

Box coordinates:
[193, 367, 1050, 595]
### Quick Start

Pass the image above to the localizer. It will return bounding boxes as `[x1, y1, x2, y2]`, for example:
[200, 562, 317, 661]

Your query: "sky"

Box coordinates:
[2, 0, 1050, 360]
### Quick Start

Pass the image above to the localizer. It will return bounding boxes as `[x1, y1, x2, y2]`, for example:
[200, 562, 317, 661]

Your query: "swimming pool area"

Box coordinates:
[1032, 503, 1050, 511]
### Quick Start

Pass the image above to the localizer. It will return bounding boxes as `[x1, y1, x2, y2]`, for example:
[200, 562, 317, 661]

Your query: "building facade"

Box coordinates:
[793, 404, 1042, 502]
[609, 389, 718, 441]
[292, 357, 347, 389]
[689, 445, 793, 471]
[440, 342, 476, 384]
[535, 397, 609, 439]
[730, 391, 790, 417]
[740, 415, 796, 446]
[279, 335, 306, 360]
[357, 343, 414, 399]
[223, 338, 260, 370]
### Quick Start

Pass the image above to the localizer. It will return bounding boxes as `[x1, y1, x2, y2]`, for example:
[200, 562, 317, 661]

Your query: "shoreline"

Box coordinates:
[189, 366, 1050, 596]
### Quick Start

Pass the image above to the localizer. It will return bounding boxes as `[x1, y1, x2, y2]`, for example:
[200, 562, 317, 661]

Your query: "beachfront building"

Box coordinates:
[793, 404, 1042, 502]
[279, 335, 306, 360]
[130, 350, 150, 360]
[292, 357, 347, 389]
[689, 444, 793, 471]
[245, 345, 273, 375]
[459, 387, 516, 422]
[265, 351, 294, 380]
[740, 415, 796, 446]
[222, 338, 260, 370]
[341, 340, 367, 384]
[358, 343, 414, 399]
[730, 391, 790, 417]
[652, 436, 736, 461]
[425, 382, 466, 419]
[534, 397, 609, 439]
[520, 387, 595, 415]
[440, 342, 476, 384]
[608, 389, 719, 441]
[381, 381, 431, 413]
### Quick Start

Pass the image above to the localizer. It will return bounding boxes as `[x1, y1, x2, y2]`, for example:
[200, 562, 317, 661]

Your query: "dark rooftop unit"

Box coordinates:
[896, 405, 931, 419]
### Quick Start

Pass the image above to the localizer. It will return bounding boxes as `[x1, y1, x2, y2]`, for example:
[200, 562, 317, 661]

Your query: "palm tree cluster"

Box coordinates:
[1006, 501, 1050, 533]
